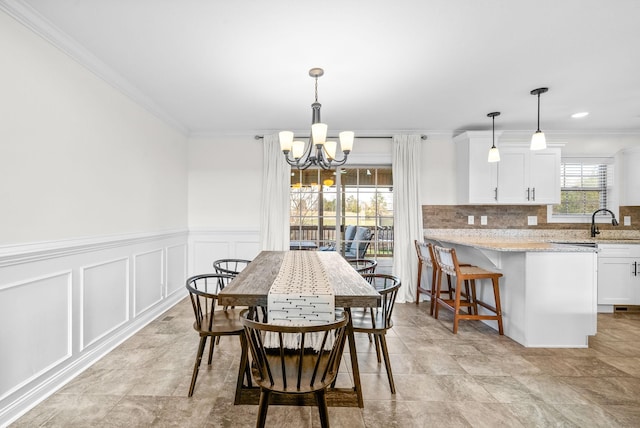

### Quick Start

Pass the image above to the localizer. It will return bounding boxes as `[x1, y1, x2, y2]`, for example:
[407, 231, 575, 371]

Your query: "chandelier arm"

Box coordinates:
[328, 156, 348, 167]
[324, 147, 350, 164]
[315, 145, 332, 170]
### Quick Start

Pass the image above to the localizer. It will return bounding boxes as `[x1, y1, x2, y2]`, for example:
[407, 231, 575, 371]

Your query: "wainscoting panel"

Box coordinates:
[81, 258, 129, 349]
[133, 249, 164, 317]
[192, 241, 230, 275]
[0, 272, 72, 401]
[189, 228, 260, 276]
[0, 230, 188, 426]
[166, 243, 187, 296]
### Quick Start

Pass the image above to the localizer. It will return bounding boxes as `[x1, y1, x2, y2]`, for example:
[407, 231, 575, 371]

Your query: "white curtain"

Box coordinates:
[260, 134, 290, 250]
[392, 135, 424, 303]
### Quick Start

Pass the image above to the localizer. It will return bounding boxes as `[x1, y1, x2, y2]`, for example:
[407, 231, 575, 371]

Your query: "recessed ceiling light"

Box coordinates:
[571, 112, 589, 118]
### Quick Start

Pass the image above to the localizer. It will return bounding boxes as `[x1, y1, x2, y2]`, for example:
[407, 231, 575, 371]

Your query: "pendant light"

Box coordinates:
[530, 87, 548, 150]
[487, 112, 501, 162]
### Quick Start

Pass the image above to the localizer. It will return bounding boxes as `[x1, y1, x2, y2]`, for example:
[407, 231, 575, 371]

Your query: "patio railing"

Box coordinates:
[289, 225, 393, 257]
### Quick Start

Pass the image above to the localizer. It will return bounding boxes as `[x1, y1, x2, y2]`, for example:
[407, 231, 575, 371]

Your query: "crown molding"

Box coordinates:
[0, 0, 189, 135]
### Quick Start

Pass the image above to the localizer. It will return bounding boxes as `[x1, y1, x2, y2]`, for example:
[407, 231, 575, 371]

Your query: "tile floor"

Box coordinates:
[11, 299, 640, 427]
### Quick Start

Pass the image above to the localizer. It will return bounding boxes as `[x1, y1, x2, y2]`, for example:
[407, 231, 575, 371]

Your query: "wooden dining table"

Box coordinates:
[217, 250, 380, 408]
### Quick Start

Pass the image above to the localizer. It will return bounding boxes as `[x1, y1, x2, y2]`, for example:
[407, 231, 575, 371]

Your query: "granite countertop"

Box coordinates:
[424, 229, 640, 252]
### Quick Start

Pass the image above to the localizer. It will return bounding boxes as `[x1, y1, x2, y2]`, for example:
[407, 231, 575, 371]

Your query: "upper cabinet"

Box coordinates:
[455, 132, 561, 205]
[497, 144, 561, 204]
[455, 132, 499, 204]
[619, 147, 640, 206]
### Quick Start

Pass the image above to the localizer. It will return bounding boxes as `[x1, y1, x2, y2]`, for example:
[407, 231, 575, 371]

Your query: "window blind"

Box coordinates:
[553, 158, 613, 217]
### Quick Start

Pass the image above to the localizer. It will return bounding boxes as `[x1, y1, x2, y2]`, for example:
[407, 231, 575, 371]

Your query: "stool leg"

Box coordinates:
[453, 277, 463, 334]
[492, 277, 504, 335]
[470, 279, 479, 315]
[434, 269, 442, 319]
[428, 266, 435, 315]
[463, 280, 473, 315]
[416, 260, 422, 304]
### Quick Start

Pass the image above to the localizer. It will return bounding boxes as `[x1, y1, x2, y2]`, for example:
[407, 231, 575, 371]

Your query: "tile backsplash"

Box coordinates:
[423, 205, 640, 231]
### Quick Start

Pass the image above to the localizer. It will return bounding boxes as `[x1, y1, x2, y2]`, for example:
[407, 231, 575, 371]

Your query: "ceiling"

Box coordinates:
[5, 0, 640, 137]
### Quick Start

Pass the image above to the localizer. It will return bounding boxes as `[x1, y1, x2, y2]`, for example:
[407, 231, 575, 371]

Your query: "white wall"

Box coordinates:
[0, 11, 188, 246]
[188, 136, 263, 230]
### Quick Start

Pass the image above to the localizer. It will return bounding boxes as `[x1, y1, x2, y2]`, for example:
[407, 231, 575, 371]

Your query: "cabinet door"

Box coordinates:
[621, 147, 640, 205]
[468, 141, 498, 203]
[598, 258, 634, 305]
[529, 148, 561, 204]
[497, 147, 528, 203]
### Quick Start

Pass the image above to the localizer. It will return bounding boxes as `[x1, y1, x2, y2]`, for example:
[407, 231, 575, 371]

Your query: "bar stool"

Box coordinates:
[415, 240, 467, 316]
[433, 245, 504, 335]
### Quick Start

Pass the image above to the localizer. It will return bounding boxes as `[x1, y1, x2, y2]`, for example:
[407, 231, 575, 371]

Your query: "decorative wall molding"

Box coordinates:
[0, 231, 188, 426]
[0, 271, 73, 401]
[0, 229, 188, 267]
[80, 258, 130, 350]
[188, 228, 260, 276]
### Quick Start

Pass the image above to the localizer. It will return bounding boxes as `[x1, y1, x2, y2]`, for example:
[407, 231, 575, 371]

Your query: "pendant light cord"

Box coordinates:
[537, 93, 541, 132]
[492, 115, 496, 148]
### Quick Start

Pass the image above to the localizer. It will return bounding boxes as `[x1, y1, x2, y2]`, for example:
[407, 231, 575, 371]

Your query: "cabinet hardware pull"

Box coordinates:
[494, 187, 498, 201]
[634, 261, 638, 277]
[526, 188, 531, 201]
[532, 188, 536, 201]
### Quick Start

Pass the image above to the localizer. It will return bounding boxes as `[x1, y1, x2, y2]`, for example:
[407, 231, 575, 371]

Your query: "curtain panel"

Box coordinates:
[392, 135, 424, 303]
[260, 134, 290, 250]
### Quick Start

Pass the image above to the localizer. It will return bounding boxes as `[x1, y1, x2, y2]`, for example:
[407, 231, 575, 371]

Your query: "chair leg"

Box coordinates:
[207, 335, 216, 365]
[188, 336, 207, 397]
[315, 389, 330, 428]
[378, 334, 396, 394]
[373, 335, 382, 363]
[256, 389, 271, 428]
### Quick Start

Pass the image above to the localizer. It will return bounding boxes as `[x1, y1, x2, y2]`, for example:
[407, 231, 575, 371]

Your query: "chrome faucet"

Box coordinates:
[591, 209, 619, 237]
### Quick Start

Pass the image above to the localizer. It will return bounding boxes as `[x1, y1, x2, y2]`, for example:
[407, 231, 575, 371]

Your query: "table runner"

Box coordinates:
[266, 251, 335, 349]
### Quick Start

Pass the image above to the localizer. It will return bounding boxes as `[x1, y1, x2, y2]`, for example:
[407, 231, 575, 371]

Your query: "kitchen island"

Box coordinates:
[425, 234, 598, 348]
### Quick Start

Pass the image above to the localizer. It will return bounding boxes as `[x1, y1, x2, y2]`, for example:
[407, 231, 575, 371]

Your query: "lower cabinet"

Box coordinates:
[597, 244, 640, 306]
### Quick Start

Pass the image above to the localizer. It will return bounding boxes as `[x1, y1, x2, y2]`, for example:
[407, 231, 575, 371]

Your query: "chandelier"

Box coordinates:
[279, 68, 354, 170]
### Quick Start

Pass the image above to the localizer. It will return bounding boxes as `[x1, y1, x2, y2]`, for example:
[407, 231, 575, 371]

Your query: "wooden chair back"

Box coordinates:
[241, 311, 349, 394]
[360, 274, 401, 330]
[347, 258, 378, 280]
[186, 273, 235, 333]
[213, 258, 251, 277]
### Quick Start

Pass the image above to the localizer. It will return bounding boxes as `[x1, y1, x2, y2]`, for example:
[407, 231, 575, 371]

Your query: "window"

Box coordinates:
[549, 158, 614, 222]
[289, 167, 393, 257]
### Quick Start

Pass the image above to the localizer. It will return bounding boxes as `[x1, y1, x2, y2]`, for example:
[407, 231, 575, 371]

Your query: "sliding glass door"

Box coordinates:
[289, 167, 393, 257]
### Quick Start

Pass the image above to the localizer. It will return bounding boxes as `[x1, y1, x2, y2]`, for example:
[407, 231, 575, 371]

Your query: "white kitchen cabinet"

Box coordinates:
[497, 144, 561, 204]
[455, 132, 561, 205]
[619, 147, 640, 206]
[455, 131, 499, 204]
[597, 244, 640, 307]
